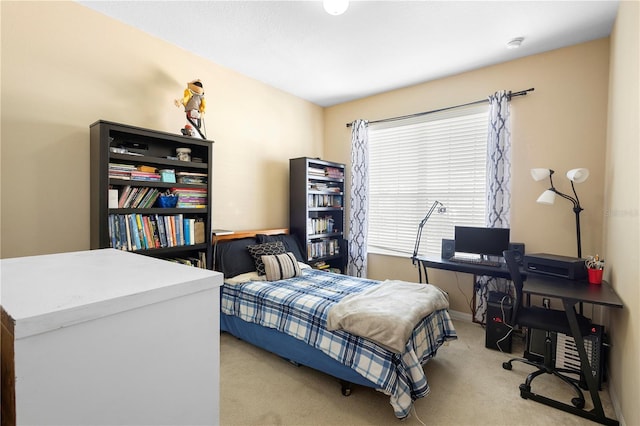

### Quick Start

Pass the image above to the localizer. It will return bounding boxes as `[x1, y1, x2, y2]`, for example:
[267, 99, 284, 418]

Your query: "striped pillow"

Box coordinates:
[262, 252, 302, 281]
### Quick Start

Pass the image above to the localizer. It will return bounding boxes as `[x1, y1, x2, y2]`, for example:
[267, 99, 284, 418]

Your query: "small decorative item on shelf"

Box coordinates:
[156, 192, 178, 208]
[176, 148, 191, 162]
[159, 169, 176, 183]
[585, 254, 605, 284]
[174, 79, 206, 139]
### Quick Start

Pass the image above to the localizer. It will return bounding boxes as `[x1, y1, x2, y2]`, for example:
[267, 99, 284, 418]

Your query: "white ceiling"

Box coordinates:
[79, 0, 619, 107]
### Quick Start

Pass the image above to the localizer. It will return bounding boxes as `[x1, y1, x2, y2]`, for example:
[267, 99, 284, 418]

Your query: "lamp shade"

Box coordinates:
[323, 0, 349, 15]
[566, 168, 589, 183]
[531, 168, 552, 181]
[536, 190, 556, 205]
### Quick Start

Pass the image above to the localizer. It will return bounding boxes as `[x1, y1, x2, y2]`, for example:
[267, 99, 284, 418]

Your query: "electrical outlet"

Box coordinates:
[543, 298, 551, 309]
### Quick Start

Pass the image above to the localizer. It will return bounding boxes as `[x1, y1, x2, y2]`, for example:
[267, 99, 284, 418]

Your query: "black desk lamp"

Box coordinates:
[531, 168, 589, 258]
[412, 200, 447, 265]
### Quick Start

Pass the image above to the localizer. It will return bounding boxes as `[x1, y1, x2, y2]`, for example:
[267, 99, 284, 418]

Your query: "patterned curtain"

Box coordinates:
[474, 91, 512, 323]
[348, 119, 369, 277]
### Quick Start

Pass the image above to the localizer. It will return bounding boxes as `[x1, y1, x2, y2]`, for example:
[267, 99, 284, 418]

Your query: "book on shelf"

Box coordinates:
[141, 188, 161, 208]
[109, 162, 136, 171]
[136, 165, 157, 173]
[123, 216, 132, 251]
[155, 214, 168, 248]
[132, 188, 149, 208]
[195, 221, 205, 244]
[118, 186, 131, 208]
[108, 189, 119, 209]
[311, 261, 330, 270]
[166, 216, 175, 247]
[109, 172, 132, 180]
[128, 215, 140, 250]
[130, 170, 161, 181]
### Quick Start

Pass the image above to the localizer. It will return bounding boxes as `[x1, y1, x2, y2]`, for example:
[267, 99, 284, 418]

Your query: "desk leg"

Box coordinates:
[418, 260, 429, 284]
[562, 299, 618, 426]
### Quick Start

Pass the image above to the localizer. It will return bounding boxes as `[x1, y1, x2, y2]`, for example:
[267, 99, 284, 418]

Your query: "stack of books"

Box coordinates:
[325, 167, 344, 178]
[308, 182, 342, 193]
[308, 166, 326, 177]
[176, 171, 207, 184]
[172, 187, 207, 208]
[130, 170, 161, 181]
[108, 162, 136, 180]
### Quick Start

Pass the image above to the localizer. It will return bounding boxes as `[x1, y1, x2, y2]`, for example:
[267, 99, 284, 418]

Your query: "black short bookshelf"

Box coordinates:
[90, 120, 214, 268]
[289, 157, 347, 273]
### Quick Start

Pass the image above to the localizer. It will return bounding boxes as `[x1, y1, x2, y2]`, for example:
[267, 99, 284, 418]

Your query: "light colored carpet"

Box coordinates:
[220, 319, 616, 425]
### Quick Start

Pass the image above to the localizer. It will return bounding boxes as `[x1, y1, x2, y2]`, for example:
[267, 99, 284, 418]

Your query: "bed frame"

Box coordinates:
[215, 228, 376, 395]
[214, 228, 289, 241]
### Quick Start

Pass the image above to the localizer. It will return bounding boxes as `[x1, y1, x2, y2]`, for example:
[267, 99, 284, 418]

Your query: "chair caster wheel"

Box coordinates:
[571, 398, 585, 409]
[519, 383, 530, 394]
[502, 362, 512, 370]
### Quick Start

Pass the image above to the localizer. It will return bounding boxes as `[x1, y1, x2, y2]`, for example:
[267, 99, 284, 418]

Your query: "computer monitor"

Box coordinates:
[454, 226, 510, 257]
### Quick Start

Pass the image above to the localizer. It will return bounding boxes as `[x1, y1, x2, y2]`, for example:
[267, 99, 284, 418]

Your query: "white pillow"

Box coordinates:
[262, 252, 302, 281]
[225, 271, 265, 285]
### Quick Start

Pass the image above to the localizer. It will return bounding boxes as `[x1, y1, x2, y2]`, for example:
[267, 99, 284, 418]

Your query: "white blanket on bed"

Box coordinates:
[326, 280, 449, 353]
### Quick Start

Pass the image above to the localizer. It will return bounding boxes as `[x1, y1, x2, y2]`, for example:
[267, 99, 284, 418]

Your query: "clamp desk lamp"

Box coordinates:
[412, 200, 446, 282]
[531, 168, 589, 258]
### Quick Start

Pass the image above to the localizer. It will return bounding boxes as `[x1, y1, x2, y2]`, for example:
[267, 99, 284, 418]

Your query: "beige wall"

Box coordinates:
[0, 1, 323, 259]
[324, 39, 611, 312]
[604, 2, 640, 425]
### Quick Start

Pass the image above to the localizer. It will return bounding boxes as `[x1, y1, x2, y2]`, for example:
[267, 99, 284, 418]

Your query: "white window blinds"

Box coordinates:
[368, 104, 490, 257]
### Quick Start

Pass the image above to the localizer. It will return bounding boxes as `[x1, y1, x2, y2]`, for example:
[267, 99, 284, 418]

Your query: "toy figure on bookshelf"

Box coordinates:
[174, 79, 206, 139]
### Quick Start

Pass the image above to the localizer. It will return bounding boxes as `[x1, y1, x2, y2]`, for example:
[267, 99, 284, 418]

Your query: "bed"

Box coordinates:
[215, 229, 457, 419]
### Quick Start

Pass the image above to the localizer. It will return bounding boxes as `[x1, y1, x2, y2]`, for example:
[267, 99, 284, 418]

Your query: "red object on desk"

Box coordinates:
[587, 268, 603, 284]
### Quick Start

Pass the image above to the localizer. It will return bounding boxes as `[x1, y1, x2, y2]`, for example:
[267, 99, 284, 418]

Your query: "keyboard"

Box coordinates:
[449, 256, 502, 268]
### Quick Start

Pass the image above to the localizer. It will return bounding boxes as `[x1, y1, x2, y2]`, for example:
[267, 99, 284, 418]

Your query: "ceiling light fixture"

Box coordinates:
[507, 37, 525, 49]
[323, 0, 349, 16]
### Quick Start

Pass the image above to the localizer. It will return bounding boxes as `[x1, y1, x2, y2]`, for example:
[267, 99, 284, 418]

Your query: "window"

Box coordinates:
[368, 104, 490, 257]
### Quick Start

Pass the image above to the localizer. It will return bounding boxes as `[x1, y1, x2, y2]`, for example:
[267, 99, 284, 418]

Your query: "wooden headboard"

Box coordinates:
[213, 228, 288, 242]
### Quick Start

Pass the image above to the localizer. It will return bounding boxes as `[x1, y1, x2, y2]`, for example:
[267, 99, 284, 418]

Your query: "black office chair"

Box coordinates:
[501, 250, 592, 409]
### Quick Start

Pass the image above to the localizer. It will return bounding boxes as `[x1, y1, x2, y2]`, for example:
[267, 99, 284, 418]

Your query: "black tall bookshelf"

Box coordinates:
[289, 157, 347, 272]
[90, 120, 214, 268]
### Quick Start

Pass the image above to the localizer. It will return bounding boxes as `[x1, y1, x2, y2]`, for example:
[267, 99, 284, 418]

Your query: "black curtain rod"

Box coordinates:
[346, 88, 534, 128]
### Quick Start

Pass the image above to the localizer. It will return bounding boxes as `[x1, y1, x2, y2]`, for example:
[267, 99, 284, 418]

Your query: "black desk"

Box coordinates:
[523, 275, 622, 425]
[416, 255, 623, 426]
[415, 253, 514, 282]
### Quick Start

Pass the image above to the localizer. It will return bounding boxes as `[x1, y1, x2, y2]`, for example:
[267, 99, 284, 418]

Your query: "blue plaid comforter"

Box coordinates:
[221, 268, 457, 418]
